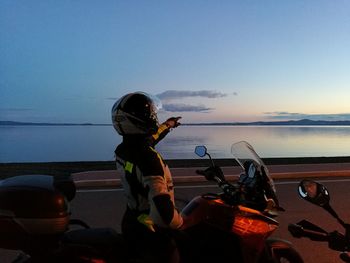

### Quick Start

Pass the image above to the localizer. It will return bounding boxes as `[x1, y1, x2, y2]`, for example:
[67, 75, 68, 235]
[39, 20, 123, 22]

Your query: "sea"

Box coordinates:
[1, 125, 350, 163]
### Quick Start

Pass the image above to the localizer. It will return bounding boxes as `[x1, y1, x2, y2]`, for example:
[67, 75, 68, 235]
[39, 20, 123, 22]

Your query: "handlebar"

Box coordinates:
[196, 168, 238, 202]
[196, 168, 227, 185]
[196, 166, 280, 210]
[288, 223, 329, 241]
[196, 166, 225, 182]
[288, 221, 349, 252]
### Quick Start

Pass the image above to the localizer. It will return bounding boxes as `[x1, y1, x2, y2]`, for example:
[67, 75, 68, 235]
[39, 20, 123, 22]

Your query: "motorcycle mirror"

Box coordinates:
[195, 146, 207, 157]
[298, 179, 330, 207]
[298, 179, 348, 229]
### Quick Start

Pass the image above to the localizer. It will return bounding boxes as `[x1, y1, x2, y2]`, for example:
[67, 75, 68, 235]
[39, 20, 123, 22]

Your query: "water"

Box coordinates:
[1, 125, 350, 163]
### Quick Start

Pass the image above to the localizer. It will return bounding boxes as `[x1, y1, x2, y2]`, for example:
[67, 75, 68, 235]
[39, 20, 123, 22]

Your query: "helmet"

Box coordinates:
[111, 92, 161, 135]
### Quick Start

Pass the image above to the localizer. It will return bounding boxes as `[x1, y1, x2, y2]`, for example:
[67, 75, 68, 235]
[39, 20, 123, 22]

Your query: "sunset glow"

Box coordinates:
[1, 1, 350, 124]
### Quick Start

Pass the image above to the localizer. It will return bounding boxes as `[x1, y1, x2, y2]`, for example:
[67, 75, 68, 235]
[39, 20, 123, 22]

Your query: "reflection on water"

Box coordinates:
[0, 126, 120, 163]
[1, 125, 350, 162]
[158, 126, 350, 159]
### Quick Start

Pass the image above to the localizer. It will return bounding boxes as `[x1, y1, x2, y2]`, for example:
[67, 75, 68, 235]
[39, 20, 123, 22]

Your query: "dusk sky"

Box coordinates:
[1, 1, 350, 124]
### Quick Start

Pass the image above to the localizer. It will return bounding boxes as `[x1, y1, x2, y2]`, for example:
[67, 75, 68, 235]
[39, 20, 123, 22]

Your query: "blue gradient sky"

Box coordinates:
[1, 1, 350, 124]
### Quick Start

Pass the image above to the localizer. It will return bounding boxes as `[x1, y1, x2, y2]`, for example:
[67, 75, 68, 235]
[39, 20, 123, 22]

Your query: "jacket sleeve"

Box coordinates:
[149, 123, 170, 146]
[141, 151, 183, 229]
[143, 175, 183, 229]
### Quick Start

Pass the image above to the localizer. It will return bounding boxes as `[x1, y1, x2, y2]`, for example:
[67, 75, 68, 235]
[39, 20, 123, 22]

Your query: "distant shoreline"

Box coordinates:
[0, 121, 110, 126]
[2, 119, 350, 126]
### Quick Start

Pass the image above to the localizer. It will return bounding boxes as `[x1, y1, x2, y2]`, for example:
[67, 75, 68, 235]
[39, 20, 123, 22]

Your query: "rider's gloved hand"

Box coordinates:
[164, 117, 182, 129]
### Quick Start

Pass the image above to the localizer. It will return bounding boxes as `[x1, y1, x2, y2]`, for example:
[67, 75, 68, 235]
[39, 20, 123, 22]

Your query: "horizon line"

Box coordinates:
[2, 119, 350, 126]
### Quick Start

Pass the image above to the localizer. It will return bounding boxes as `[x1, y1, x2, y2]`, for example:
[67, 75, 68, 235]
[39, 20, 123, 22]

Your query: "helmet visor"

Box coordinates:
[146, 93, 162, 112]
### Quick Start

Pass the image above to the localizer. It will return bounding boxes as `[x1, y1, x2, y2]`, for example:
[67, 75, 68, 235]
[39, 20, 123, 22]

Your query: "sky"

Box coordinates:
[1, 0, 350, 124]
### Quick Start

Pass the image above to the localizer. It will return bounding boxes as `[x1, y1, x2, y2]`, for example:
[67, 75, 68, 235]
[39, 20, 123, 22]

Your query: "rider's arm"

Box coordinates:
[150, 117, 182, 146]
[150, 123, 170, 146]
[150, 186, 183, 229]
[141, 150, 183, 229]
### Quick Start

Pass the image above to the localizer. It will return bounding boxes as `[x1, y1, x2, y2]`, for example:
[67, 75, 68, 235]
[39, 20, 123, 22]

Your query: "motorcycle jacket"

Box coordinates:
[115, 123, 183, 231]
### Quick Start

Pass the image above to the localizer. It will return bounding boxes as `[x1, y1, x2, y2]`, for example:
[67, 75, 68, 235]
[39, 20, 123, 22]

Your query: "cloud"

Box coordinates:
[156, 90, 228, 100]
[264, 111, 350, 121]
[162, 103, 213, 112]
[107, 90, 230, 113]
[156, 89, 231, 113]
[108, 90, 231, 101]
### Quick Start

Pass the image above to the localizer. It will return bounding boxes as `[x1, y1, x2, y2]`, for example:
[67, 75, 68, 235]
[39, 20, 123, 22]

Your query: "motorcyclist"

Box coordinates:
[111, 92, 183, 263]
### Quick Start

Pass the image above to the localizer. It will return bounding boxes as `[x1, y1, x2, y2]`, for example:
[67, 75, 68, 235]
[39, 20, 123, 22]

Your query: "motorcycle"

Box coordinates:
[183, 141, 303, 263]
[288, 179, 350, 262]
[0, 141, 303, 262]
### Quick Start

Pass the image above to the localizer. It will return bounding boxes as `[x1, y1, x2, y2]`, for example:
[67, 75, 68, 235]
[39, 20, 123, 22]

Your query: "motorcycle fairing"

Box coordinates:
[232, 205, 279, 237]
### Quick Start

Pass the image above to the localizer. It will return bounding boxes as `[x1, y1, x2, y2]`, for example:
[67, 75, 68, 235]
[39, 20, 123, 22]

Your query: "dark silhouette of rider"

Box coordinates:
[112, 92, 184, 263]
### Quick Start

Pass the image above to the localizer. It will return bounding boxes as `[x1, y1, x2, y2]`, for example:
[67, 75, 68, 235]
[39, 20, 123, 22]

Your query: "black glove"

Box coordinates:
[164, 116, 182, 129]
[205, 166, 224, 181]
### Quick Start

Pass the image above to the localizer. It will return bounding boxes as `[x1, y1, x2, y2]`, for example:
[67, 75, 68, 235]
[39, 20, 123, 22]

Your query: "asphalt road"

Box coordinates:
[2, 178, 350, 262]
[72, 162, 350, 188]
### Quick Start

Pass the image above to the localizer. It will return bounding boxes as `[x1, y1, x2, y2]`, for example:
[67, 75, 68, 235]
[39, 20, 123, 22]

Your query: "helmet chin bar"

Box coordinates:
[114, 110, 158, 135]
[111, 92, 160, 135]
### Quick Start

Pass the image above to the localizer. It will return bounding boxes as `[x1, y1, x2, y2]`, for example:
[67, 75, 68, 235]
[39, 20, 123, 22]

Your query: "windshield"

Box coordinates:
[231, 141, 274, 185]
[231, 141, 266, 170]
[231, 141, 278, 207]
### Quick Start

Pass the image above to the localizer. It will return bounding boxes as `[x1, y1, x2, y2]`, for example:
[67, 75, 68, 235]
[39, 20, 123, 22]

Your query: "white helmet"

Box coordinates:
[111, 92, 161, 135]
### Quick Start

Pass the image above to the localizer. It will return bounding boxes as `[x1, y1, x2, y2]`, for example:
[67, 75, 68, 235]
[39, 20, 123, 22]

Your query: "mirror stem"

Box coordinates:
[324, 203, 346, 228]
[206, 152, 215, 167]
